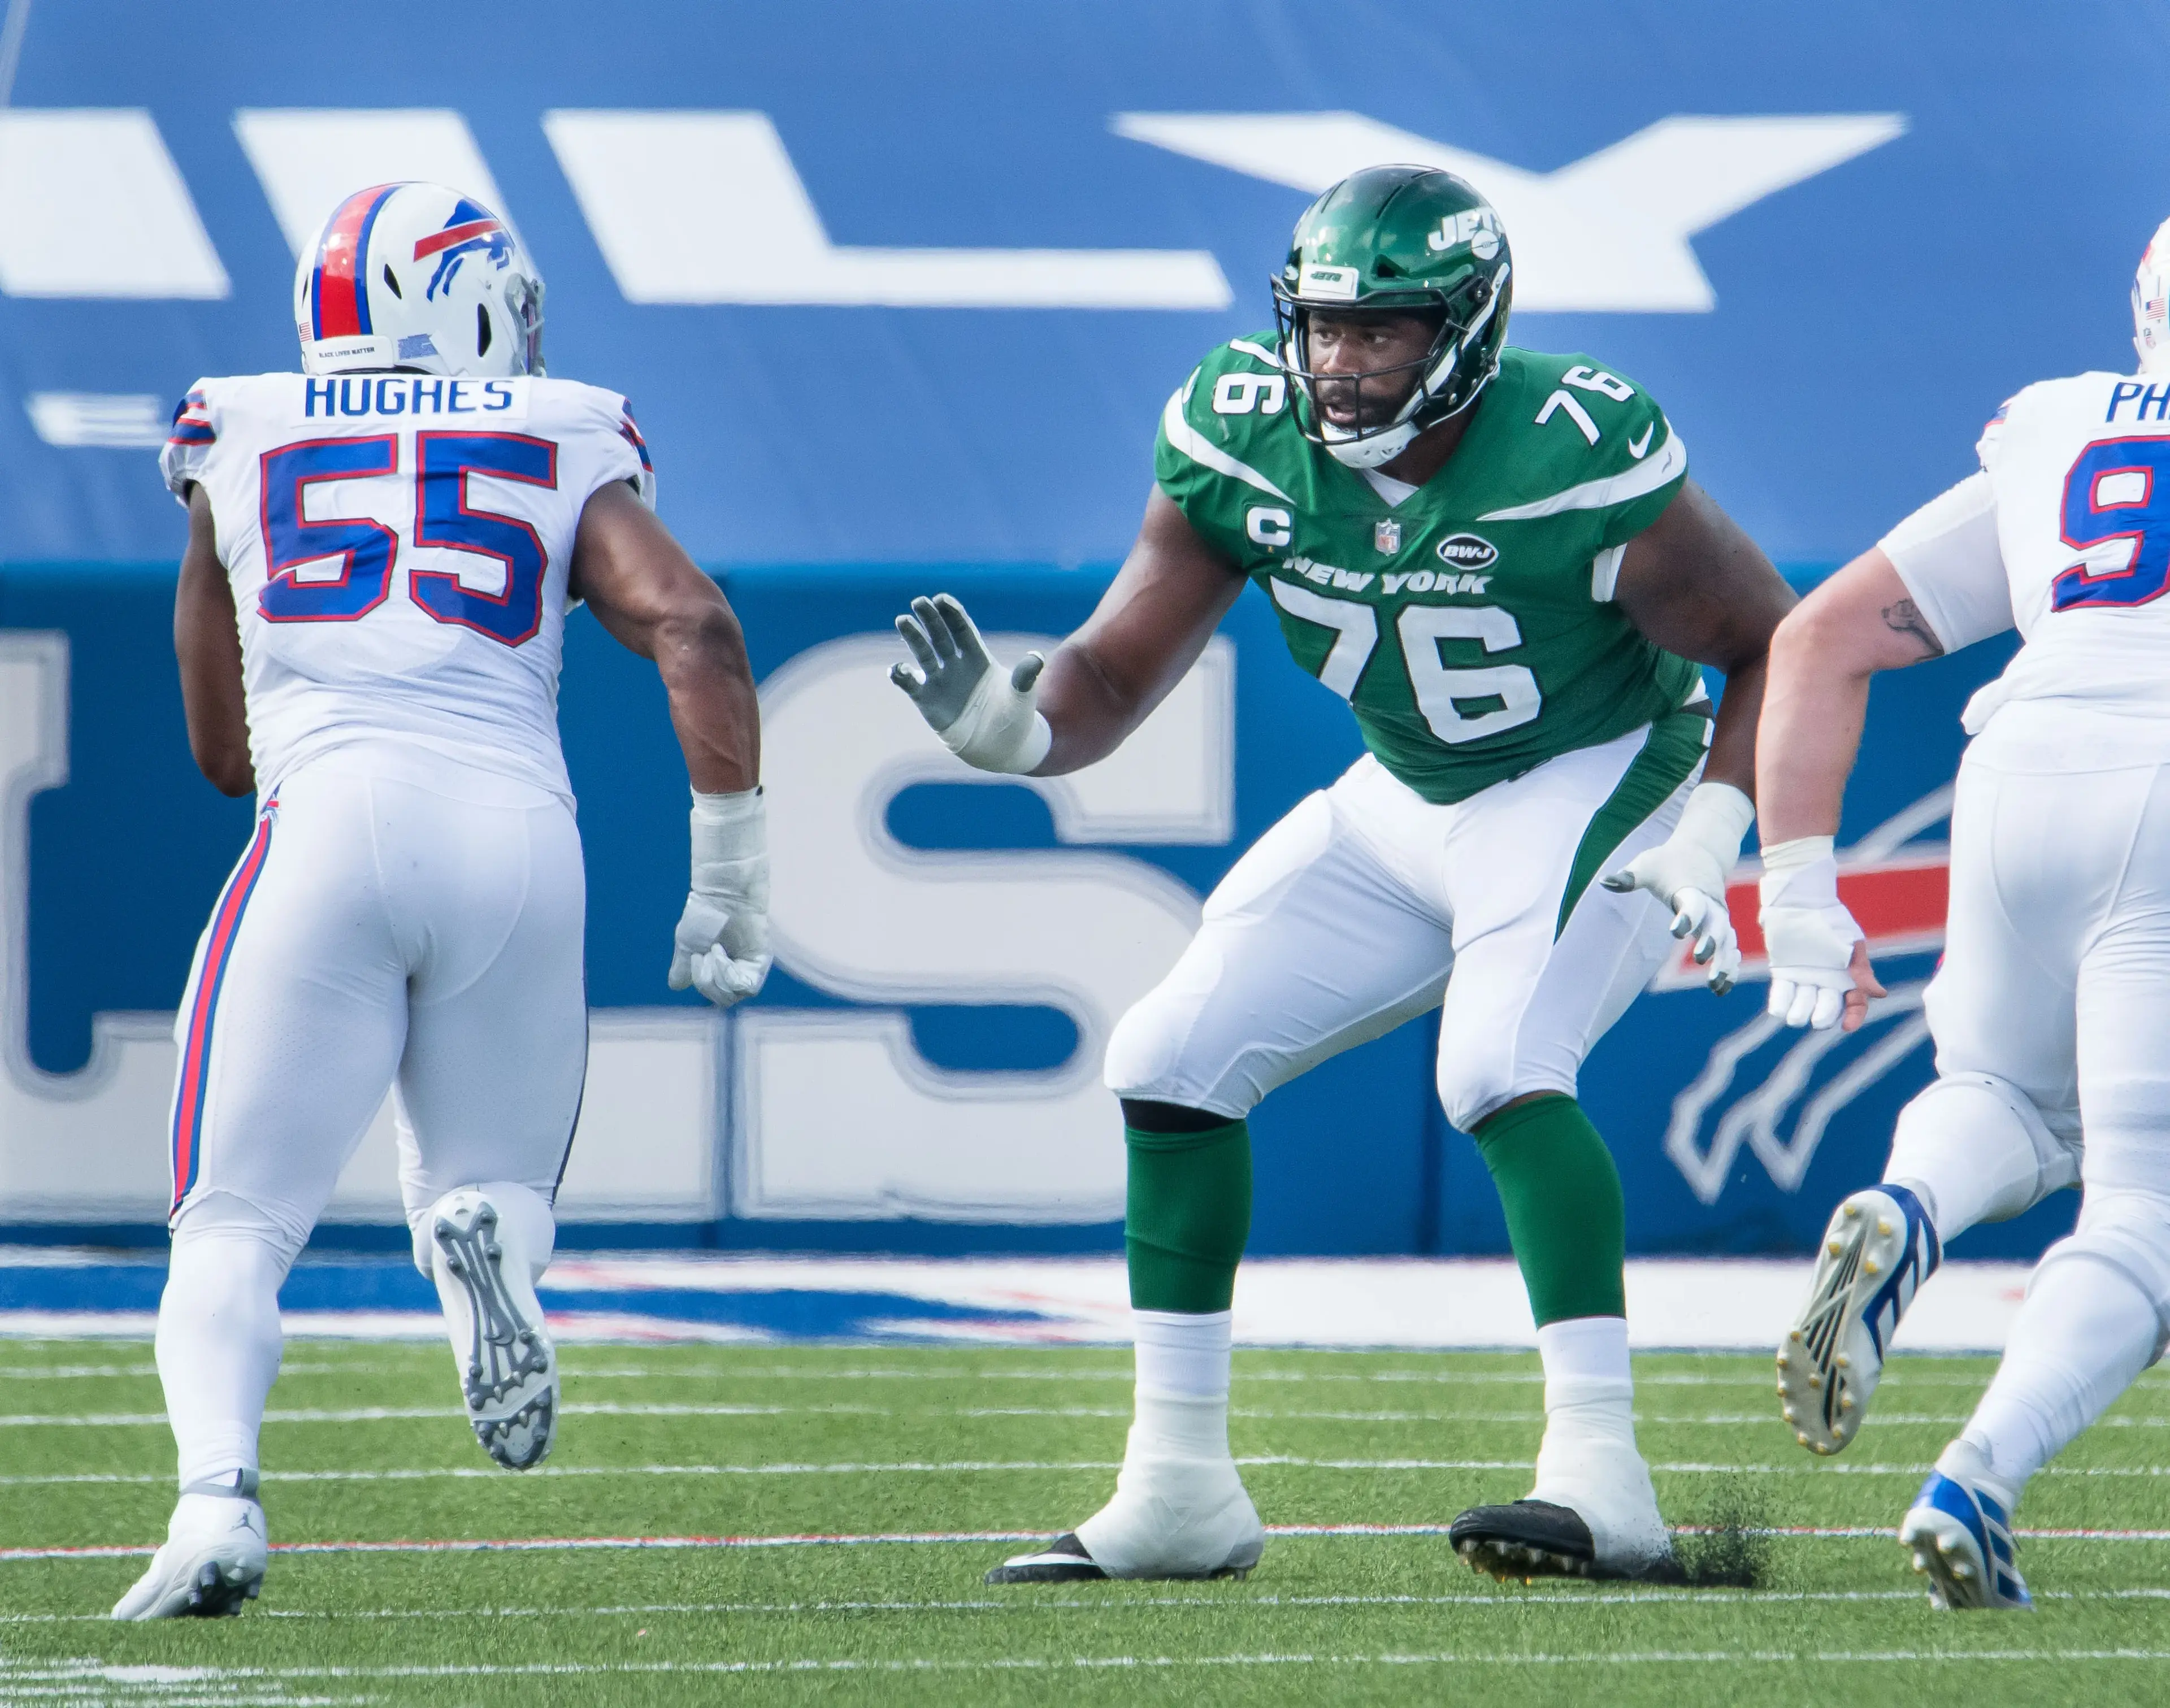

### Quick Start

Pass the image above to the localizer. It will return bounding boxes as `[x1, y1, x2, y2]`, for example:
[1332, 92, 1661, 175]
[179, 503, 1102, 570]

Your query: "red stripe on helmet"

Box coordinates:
[312, 184, 397, 340]
[412, 218, 503, 260]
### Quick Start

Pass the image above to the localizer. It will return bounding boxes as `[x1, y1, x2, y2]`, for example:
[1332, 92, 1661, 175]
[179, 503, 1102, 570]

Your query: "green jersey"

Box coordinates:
[1155, 338, 1700, 805]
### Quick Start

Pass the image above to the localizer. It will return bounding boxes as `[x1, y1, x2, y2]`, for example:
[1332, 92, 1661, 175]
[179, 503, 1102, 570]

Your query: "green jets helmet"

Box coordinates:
[1270, 165, 1513, 470]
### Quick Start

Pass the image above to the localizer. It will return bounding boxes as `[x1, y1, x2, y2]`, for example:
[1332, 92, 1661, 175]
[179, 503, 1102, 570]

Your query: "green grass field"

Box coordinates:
[4, 1338, 2169, 1705]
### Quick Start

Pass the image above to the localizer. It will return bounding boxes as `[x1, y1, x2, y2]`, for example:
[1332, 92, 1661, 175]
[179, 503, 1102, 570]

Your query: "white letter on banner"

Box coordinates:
[542, 110, 1232, 310]
[0, 632, 720, 1226]
[741, 632, 1234, 1222]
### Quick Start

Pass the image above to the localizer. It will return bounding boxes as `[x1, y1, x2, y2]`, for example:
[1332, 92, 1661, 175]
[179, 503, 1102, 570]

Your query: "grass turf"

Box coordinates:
[3, 1340, 2169, 1705]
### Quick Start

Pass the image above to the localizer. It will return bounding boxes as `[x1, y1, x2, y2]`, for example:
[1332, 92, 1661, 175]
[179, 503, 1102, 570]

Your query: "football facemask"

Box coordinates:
[1270, 166, 1513, 470]
[295, 181, 545, 380]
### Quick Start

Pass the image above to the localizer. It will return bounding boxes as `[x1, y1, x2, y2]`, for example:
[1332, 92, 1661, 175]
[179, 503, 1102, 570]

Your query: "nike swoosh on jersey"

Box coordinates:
[1629, 423, 1655, 460]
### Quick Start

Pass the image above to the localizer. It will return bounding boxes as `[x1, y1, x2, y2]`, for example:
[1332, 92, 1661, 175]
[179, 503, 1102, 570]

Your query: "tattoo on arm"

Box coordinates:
[1881, 598, 1946, 659]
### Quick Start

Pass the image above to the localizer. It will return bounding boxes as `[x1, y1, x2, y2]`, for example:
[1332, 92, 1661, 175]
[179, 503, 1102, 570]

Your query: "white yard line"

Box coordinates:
[0, 1362, 349, 1380]
[6, 1649, 2170, 1685]
[0, 1359, 2018, 1387]
[0, 1401, 902, 1427]
[1, 1587, 2113, 1625]
[8, 1583, 2170, 1628]
[12, 1453, 2170, 1488]
[15, 1519, 2170, 1565]
[0, 1400, 2043, 1427]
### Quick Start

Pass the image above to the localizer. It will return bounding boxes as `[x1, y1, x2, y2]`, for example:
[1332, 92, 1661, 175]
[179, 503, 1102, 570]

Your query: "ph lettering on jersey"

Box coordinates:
[303, 377, 526, 420]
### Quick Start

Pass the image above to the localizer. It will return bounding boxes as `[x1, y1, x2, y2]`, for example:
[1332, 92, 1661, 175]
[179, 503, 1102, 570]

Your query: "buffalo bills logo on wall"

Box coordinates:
[1655, 786, 1952, 1204]
[415, 199, 514, 300]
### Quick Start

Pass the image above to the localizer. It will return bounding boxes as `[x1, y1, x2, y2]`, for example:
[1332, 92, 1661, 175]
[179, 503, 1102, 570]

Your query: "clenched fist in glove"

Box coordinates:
[669, 787, 771, 1009]
[1601, 781, 1754, 994]
[1759, 834, 1883, 1031]
[890, 593, 1052, 775]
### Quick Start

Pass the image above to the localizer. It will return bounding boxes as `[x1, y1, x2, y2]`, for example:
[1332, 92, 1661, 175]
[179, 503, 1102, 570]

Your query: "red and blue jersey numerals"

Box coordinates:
[412, 433, 557, 645]
[2053, 437, 2170, 611]
[255, 431, 559, 645]
[258, 436, 401, 622]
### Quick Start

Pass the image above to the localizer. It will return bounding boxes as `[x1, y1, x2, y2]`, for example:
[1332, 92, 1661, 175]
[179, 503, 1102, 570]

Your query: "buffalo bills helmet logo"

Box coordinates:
[415, 199, 515, 300]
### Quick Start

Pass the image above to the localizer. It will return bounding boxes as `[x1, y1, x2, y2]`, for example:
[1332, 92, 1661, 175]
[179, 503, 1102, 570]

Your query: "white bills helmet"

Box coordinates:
[2134, 215, 2170, 374]
[295, 181, 544, 379]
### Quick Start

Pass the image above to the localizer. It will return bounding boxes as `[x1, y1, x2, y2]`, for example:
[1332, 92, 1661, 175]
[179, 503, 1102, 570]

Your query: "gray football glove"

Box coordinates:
[890, 593, 1052, 775]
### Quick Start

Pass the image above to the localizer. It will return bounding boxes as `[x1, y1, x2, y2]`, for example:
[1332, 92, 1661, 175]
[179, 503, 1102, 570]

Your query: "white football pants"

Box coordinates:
[1921, 710, 2170, 1188]
[1104, 716, 1705, 1133]
[1920, 709, 2170, 1492]
[167, 746, 589, 1253]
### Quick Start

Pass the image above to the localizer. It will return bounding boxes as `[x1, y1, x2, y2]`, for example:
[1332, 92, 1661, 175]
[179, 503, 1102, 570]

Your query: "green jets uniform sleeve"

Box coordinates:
[1470, 353, 1686, 564]
[1154, 338, 1702, 805]
[1152, 337, 1297, 562]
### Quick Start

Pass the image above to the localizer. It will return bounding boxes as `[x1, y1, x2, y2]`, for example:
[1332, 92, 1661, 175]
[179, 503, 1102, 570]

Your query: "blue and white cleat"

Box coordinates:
[1777, 1184, 1940, 1454]
[1900, 1442, 2032, 1610]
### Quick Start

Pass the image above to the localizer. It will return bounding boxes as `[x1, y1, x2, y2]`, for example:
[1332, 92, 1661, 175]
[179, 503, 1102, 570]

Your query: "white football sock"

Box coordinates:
[1536, 1314, 1635, 1423]
[1078, 1309, 1259, 1576]
[1130, 1309, 1232, 1459]
[1960, 1252, 2162, 1497]
[155, 1194, 301, 1490]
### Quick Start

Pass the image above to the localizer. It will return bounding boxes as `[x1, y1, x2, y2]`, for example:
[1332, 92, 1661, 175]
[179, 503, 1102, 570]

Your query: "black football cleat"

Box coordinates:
[1448, 1499, 1683, 1584]
[985, 1532, 1109, 1584]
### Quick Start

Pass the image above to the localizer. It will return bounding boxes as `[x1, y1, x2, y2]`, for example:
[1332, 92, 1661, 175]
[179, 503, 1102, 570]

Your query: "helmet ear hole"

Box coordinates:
[381, 264, 402, 299]
[476, 303, 492, 358]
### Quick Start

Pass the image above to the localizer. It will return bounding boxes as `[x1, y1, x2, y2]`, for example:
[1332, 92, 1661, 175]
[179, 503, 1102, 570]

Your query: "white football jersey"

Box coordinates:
[1881, 371, 2170, 735]
[161, 372, 657, 800]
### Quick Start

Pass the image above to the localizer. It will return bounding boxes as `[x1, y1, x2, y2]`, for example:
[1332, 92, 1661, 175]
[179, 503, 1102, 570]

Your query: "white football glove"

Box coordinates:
[1600, 781, 1753, 994]
[1759, 835, 1864, 1030]
[889, 593, 1052, 775]
[668, 787, 771, 1009]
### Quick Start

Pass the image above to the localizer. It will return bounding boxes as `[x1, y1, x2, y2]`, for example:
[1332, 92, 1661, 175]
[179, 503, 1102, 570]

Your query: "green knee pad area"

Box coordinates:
[1124, 1120, 1252, 1314]
[1472, 1095, 1626, 1325]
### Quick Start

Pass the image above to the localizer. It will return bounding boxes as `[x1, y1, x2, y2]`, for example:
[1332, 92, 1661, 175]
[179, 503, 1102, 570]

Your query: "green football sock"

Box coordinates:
[1472, 1094, 1626, 1325]
[1124, 1119, 1252, 1315]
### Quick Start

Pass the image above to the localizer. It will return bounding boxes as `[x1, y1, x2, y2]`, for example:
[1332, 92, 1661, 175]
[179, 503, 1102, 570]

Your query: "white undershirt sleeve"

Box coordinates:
[1877, 470, 2013, 652]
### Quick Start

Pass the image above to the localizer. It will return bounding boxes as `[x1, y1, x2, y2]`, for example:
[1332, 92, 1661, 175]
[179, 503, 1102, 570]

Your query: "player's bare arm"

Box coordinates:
[570, 478, 770, 1007]
[1751, 545, 1945, 1033]
[889, 309, 1451, 779]
[1611, 478, 1796, 798]
[1032, 492, 1249, 773]
[1758, 546, 1941, 842]
[889, 496, 1244, 779]
[1594, 482, 1796, 993]
[172, 484, 254, 799]
[570, 480, 760, 794]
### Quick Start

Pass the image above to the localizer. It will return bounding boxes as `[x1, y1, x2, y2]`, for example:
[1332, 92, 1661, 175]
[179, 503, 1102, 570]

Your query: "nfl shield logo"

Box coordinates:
[1374, 519, 1402, 555]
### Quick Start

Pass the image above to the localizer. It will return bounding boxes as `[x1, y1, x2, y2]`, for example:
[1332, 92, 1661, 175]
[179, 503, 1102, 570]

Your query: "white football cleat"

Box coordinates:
[989, 1461, 1264, 1584]
[111, 1483, 268, 1620]
[429, 1187, 557, 1470]
[1900, 1440, 2032, 1610]
[1779, 1184, 1941, 1455]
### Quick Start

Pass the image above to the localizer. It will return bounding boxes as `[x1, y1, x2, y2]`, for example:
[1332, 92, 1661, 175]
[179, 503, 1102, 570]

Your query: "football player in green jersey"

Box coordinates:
[892, 167, 1795, 1585]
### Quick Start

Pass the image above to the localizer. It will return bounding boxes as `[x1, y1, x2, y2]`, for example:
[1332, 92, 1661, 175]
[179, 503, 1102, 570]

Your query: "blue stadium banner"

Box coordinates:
[0, 564, 2074, 1262]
